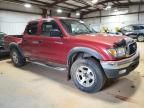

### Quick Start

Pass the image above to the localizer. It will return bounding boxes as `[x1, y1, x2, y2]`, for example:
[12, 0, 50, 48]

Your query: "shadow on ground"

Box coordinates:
[6, 60, 142, 104]
[0, 55, 9, 61]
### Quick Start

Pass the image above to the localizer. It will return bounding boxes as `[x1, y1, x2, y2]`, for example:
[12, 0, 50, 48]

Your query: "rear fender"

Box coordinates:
[9, 42, 24, 57]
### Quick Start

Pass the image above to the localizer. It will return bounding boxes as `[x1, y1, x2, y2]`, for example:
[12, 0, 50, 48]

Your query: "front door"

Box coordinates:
[37, 20, 67, 64]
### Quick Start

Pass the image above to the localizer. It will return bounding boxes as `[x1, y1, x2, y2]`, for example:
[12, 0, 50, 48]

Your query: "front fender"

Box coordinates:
[67, 47, 102, 65]
[67, 47, 102, 80]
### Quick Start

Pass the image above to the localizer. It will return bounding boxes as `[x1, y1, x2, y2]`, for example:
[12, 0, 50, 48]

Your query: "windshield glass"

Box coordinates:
[60, 19, 95, 35]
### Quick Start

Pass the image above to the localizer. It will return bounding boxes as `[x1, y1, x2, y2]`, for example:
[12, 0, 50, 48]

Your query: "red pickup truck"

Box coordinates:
[4, 17, 139, 92]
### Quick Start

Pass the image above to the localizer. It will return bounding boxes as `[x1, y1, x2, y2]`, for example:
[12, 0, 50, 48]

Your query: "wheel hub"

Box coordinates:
[76, 66, 95, 87]
[12, 52, 18, 64]
[83, 73, 89, 78]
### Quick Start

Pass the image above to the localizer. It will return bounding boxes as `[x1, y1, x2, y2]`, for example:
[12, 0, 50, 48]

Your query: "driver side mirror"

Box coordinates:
[50, 29, 62, 37]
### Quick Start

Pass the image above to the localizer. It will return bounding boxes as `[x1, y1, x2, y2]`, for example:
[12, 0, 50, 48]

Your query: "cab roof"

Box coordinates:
[29, 16, 79, 22]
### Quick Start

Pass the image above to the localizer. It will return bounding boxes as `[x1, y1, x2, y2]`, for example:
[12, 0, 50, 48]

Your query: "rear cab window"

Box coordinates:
[26, 22, 38, 35]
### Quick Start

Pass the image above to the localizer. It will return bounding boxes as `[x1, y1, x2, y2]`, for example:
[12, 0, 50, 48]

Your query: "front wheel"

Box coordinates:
[71, 58, 106, 93]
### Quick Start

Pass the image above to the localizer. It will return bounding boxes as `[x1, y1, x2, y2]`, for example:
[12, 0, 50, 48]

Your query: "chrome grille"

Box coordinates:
[127, 42, 137, 55]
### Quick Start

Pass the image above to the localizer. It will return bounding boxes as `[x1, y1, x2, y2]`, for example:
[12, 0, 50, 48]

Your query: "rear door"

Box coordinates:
[21, 21, 40, 59]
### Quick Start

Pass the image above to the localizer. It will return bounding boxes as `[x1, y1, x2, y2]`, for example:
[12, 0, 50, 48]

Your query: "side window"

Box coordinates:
[41, 21, 61, 37]
[133, 26, 140, 30]
[139, 26, 144, 30]
[26, 22, 38, 35]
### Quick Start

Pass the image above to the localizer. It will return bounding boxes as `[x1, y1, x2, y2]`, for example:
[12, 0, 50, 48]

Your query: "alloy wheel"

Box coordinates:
[76, 66, 95, 87]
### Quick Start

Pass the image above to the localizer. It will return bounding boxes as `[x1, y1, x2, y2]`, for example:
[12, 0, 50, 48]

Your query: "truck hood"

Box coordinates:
[74, 33, 130, 47]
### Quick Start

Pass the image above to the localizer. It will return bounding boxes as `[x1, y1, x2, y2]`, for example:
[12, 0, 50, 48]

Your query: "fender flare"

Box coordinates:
[9, 42, 24, 57]
[67, 47, 102, 80]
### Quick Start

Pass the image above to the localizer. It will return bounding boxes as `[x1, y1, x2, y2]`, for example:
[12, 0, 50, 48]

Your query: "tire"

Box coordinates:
[10, 48, 26, 67]
[137, 35, 144, 42]
[71, 58, 106, 93]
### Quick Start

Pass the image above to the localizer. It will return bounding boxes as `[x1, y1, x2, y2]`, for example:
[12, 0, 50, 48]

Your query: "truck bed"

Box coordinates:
[4, 35, 23, 48]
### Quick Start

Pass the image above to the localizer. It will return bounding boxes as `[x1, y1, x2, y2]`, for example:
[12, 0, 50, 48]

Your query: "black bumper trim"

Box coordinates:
[103, 56, 139, 79]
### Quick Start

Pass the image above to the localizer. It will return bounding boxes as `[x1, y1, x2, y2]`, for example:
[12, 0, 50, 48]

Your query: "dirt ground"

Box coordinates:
[0, 42, 144, 108]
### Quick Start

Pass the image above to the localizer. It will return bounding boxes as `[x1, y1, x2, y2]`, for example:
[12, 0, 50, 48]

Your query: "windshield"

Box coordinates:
[60, 19, 95, 35]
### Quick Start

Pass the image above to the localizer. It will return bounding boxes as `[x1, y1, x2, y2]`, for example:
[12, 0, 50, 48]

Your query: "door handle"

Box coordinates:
[32, 41, 40, 44]
[32, 40, 43, 44]
[54, 41, 64, 44]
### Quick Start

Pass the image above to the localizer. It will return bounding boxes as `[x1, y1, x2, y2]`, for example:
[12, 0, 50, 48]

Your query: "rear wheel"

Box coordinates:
[71, 58, 106, 93]
[137, 35, 144, 42]
[10, 48, 26, 67]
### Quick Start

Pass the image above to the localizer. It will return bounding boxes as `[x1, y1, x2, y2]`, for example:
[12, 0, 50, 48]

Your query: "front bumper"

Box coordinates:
[100, 51, 140, 78]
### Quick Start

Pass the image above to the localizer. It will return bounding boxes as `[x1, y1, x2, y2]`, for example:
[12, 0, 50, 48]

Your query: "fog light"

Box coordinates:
[119, 69, 126, 74]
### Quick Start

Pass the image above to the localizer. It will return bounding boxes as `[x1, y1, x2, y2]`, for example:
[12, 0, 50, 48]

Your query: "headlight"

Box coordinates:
[107, 47, 126, 58]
